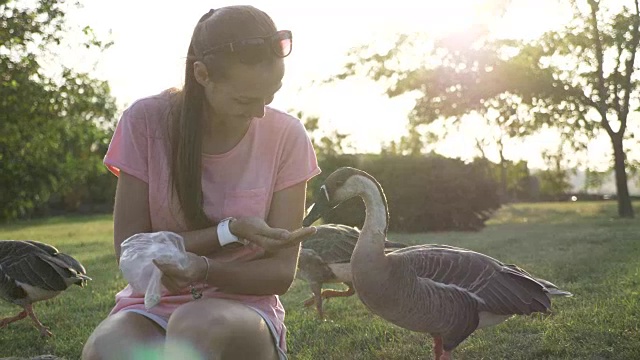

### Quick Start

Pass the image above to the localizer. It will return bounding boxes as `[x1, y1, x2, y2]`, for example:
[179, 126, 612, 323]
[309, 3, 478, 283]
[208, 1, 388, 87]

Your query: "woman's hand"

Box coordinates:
[152, 252, 207, 293]
[230, 217, 316, 251]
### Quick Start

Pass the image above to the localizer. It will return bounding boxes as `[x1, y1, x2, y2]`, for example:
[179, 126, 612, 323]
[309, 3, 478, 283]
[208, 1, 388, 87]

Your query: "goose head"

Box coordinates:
[303, 167, 389, 230]
[57, 252, 91, 287]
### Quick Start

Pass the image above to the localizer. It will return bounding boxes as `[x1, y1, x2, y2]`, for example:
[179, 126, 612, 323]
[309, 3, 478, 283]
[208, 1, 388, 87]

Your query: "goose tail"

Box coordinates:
[545, 287, 573, 297]
[537, 278, 573, 297]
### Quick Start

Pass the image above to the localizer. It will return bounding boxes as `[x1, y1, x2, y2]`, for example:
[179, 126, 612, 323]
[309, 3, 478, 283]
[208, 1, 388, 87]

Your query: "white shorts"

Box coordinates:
[123, 306, 287, 360]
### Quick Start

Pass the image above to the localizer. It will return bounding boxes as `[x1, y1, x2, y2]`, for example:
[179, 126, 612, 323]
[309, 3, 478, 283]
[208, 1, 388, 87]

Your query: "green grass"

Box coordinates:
[1, 201, 639, 359]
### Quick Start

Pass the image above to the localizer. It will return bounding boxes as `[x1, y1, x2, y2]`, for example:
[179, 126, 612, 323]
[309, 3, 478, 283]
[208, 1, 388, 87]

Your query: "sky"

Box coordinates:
[58, 0, 622, 171]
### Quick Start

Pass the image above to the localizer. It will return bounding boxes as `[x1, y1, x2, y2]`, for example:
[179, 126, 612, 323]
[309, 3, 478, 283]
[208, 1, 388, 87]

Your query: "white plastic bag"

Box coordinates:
[119, 231, 189, 309]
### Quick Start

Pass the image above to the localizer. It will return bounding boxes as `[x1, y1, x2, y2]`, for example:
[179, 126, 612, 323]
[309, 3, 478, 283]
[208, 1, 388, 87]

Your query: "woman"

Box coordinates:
[82, 6, 320, 360]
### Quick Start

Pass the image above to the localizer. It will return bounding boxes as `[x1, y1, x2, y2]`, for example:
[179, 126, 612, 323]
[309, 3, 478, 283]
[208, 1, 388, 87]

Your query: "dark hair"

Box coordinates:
[170, 6, 278, 229]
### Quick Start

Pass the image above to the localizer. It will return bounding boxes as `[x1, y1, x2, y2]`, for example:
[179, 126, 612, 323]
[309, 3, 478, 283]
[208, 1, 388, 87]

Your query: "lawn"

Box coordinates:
[1, 201, 639, 359]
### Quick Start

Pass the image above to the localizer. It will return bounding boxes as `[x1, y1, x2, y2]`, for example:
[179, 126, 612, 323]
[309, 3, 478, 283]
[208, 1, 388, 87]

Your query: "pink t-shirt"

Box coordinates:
[103, 90, 320, 350]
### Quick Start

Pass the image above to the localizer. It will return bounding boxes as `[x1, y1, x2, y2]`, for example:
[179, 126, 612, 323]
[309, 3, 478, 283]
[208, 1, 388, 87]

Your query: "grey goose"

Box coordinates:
[303, 167, 572, 360]
[0, 240, 90, 337]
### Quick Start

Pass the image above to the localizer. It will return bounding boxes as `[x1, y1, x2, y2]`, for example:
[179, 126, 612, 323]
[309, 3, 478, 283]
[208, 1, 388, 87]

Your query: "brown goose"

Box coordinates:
[297, 223, 407, 318]
[303, 167, 572, 360]
[0, 240, 91, 337]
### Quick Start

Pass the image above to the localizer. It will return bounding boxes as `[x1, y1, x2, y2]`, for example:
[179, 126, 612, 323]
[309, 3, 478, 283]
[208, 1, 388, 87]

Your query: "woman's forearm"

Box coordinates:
[178, 225, 224, 255]
[202, 247, 298, 296]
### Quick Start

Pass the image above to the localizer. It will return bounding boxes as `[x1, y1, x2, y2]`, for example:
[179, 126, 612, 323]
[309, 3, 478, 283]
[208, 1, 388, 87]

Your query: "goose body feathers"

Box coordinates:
[297, 224, 406, 318]
[0, 240, 90, 336]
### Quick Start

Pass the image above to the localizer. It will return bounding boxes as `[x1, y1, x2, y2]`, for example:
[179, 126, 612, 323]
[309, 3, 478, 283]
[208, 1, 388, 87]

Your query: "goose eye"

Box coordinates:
[321, 185, 330, 201]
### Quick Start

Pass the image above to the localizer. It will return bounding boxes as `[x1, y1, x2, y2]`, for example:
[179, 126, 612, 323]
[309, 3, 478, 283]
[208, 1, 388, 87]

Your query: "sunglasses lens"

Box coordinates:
[277, 38, 292, 57]
[236, 46, 270, 64]
[272, 30, 292, 57]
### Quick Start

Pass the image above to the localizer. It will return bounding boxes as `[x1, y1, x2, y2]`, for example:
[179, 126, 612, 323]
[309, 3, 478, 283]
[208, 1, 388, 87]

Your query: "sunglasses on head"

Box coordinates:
[202, 30, 293, 62]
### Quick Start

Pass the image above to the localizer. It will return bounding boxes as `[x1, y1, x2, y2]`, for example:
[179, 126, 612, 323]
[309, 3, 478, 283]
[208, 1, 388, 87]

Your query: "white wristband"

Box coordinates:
[217, 217, 240, 247]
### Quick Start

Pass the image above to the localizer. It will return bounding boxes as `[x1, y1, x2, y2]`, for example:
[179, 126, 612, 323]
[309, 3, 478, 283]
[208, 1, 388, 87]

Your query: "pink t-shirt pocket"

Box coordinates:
[223, 187, 268, 219]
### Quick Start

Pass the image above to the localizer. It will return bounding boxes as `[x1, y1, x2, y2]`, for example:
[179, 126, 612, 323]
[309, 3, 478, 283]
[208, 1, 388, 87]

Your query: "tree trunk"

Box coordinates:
[611, 134, 635, 218]
[499, 151, 508, 203]
[497, 141, 508, 203]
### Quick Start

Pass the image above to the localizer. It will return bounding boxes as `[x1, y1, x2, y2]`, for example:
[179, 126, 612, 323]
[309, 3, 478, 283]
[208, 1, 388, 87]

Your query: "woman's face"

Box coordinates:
[203, 60, 285, 125]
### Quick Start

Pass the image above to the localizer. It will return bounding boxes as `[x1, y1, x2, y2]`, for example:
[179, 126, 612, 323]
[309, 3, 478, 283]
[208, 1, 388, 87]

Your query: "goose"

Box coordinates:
[297, 223, 407, 318]
[0, 240, 91, 337]
[302, 167, 572, 360]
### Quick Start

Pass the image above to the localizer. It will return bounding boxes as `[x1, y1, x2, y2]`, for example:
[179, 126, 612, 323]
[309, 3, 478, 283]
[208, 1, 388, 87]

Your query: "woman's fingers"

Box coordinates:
[259, 227, 291, 240]
[160, 274, 181, 293]
[232, 217, 318, 250]
[232, 217, 291, 241]
[152, 259, 177, 275]
[152, 257, 199, 293]
[248, 226, 317, 250]
[153, 259, 180, 292]
[289, 226, 317, 241]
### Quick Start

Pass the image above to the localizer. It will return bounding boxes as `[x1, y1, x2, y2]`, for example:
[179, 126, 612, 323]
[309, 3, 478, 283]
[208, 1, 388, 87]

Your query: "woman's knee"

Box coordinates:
[82, 318, 115, 360]
[168, 299, 239, 338]
[81, 335, 101, 360]
[82, 323, 118, 360]
[168, 299, 274, 344]
[167, 299, 277, 359]
[82, 312, 165, 360]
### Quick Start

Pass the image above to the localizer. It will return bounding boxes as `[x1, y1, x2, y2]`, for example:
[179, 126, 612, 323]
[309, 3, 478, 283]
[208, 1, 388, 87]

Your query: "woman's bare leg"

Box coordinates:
[166, 298, 280, 360]
[82, 312, 166, 360]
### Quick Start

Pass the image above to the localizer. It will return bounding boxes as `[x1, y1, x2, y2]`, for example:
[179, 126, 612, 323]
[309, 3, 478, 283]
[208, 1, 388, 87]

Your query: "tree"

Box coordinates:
[583, 167, 610, 193]
[381, 125, 427, 156]
[330, 30, 546, 203]
[523, 0, 638, 216]
[293, 110, 354, 160]
[538, 146, 575, 200]
[477, 95, 538, 202]
[0, 0, 117, 220]
[328, 1, 638, 218]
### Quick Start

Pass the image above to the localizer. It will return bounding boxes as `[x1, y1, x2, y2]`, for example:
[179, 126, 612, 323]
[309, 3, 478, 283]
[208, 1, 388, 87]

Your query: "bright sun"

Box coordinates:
[403, 0, 570, 41]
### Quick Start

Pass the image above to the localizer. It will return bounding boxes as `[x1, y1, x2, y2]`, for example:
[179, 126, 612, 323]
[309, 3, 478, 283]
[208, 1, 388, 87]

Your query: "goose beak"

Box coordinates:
[302, 195, 330, 227]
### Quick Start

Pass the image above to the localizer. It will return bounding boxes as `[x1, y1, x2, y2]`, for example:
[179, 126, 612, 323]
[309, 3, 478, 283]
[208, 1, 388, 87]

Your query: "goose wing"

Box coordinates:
[302, 224, 359, 264]
[25, 240, 89, 281]
[0, 240, 85, 292]
[302, 224, 408, 264]
[297, 248, 336, 282]
[389, 244, 553, 315]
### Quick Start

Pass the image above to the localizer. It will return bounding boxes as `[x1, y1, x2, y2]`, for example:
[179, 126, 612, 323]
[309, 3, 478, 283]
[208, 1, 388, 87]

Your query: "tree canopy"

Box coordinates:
[329, 0, 639, 217]
[1, 0, 117, 220]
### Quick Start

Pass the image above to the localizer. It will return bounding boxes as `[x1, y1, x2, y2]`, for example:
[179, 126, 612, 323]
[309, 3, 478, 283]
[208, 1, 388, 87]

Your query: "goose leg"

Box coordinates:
[303, 282, 325, 319]
[433, 336, 443, 360]
[319, 282, 355, 302]
[440, 351, 453, 360]
[303, 296, 315, 307]
[24, 304, 52, 337]
[303, 282, 322, 308]
[0, 310, 27, 328]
